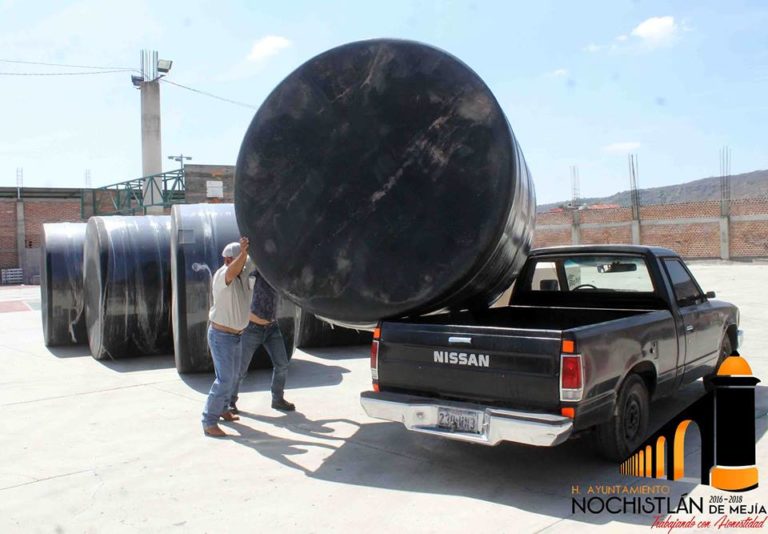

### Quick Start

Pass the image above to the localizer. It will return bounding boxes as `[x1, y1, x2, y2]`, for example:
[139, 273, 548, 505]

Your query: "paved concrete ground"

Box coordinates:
[1, 262, 766, 533]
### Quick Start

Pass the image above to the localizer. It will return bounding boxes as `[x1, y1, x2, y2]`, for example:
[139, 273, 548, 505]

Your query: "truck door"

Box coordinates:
[662, 258, 714, 383]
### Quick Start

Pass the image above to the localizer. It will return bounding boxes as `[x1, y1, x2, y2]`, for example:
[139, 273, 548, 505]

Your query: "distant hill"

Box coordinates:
[537, 169, 768, 212]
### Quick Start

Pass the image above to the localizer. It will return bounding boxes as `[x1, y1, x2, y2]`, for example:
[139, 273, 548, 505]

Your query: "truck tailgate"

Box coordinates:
[378, 321, 562, 410]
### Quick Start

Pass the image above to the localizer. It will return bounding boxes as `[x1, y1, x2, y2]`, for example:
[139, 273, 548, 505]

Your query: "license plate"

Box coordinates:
[437, 407, 482, 434]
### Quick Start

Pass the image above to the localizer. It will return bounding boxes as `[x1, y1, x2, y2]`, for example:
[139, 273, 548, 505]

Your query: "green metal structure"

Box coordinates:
[81, 169, 186, 217]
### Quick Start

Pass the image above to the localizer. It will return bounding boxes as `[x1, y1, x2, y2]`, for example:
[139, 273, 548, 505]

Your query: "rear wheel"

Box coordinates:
[595, 374, 650, 461]
[704, 334, 732, 392]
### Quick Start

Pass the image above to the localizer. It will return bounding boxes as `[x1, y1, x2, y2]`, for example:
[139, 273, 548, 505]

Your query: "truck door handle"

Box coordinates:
[448, 336, 472, 344]
[685, 325, 694, 333]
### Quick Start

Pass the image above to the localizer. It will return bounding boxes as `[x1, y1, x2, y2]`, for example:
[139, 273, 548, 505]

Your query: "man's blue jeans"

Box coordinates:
[201, 326, 242, 427]
[233, 321, 290, 403]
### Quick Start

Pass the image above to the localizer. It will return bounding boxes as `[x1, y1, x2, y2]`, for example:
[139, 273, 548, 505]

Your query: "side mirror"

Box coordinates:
[706, 291, 716, 299]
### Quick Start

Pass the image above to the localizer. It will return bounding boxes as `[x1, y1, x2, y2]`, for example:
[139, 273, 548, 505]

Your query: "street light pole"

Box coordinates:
[132, 50, 173, 212]
[168, 154, 192, 171]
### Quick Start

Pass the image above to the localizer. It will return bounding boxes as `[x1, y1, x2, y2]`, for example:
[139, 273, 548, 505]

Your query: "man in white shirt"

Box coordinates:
[201, 237, 253, 437]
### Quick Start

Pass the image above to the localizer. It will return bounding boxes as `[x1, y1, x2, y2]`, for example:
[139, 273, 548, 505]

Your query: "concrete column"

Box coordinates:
[141, 80, 164, 211]
[15, 199, 25, 271]
[719, 217, 730, 260]
[631, 220, 641, 245]
[141, 80, 162, 176]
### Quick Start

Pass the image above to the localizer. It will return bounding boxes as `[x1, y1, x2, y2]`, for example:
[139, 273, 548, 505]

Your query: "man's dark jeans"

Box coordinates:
[233, 321, 290, 403]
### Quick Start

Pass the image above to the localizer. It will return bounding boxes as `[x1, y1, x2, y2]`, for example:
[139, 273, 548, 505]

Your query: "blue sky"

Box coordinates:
[1, 0, 766, 204]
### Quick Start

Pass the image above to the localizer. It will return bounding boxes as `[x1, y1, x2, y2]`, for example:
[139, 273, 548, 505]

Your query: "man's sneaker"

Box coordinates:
[271, 398, 296, 412]
[228, 403, 239, 415]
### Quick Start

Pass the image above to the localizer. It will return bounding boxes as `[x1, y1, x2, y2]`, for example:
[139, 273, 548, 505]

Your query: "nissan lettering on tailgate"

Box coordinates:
[433, 351, 490, 367]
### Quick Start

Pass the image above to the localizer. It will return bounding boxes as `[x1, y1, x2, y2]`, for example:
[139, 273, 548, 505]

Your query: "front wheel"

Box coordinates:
[595, 374, 650, 461]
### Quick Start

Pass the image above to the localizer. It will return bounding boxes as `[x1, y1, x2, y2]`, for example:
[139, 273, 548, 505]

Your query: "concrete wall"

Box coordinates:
[533, 198, 768, 259]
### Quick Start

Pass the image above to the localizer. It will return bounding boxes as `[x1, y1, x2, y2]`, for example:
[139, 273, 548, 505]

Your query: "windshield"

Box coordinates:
[525, 255, 655, 293]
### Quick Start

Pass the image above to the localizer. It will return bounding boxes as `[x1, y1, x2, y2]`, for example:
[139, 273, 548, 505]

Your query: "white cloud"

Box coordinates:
[549, 68, 568, 77]
[247, 35, 292, 62]
[630, 16, 678, 46]
[602, 142, 641, 153]
[585, 16, 681, 54]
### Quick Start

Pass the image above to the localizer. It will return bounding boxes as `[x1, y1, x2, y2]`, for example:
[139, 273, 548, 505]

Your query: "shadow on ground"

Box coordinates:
[225, 382, 767, 527]
[299, 345, 369, 361]
[97, 354, 177, 372]
[45, 345, 92, 359]
[180, 358, 350, 395]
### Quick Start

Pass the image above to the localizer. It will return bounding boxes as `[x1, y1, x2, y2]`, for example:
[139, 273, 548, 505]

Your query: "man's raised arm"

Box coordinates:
[225, 237, 250, 285]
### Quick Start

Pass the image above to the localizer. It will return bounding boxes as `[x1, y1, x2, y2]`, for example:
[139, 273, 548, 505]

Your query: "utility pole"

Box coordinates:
[131, 50, 173, 212]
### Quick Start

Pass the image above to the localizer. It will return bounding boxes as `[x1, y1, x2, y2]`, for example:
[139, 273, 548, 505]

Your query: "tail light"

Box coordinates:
[371, 323, 381, 389]
[560, 339, 584, 402]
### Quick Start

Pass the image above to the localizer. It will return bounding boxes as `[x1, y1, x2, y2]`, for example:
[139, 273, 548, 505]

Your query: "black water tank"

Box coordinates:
[83, 215, 173, 359]
[235, 39, 535, 327]
[40, 222, 87, 346]
[170, 203, 298, 372]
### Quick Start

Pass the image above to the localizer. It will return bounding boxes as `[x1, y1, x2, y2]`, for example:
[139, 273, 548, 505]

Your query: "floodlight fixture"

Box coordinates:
[157, 59, 173, 74]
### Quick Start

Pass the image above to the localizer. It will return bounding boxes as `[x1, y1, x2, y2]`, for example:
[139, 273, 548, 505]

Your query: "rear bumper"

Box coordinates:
[360, 391, 573, 447]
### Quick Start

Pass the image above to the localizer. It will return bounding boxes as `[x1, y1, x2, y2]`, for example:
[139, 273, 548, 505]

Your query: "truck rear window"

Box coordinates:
[526, 255, 654, 293]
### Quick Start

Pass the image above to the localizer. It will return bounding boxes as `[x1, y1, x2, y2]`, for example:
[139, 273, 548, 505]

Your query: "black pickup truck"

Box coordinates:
[360, 245, 742, 460]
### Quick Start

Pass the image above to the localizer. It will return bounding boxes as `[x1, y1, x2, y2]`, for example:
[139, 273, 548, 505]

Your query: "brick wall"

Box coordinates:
[0, 200, 17, 268]
[532, 226, 571, 248]
[641, 222, 721, 258]
[581, 224, 632, 245]
[640, 200, 720, 220]
[731, 198, 768, 216]
[535, 211, 571, 225]
[23, 200, 82, 248]
[535, 199, 768, 258]
[730, 220, 768, 257]
[579, 207, 633, 224]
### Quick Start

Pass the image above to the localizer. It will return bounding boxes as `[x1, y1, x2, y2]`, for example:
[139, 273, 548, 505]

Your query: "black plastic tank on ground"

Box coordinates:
[293, 309, 371, 349]
[83, 215, 173, 360]
[235, 38, 535, 328]
[170, 203, 299, 373]
[40, 222, 87, 346]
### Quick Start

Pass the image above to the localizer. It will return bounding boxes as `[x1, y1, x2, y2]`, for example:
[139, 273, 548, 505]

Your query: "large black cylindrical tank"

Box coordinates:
[40, 222, 87, 346]
[83, 215, 173, 360]
[170, 203, 296, 372]
[235, 39, 535, 327]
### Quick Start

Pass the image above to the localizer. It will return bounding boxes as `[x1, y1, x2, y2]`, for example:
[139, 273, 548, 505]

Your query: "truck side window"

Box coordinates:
[663, 259, 701, 306]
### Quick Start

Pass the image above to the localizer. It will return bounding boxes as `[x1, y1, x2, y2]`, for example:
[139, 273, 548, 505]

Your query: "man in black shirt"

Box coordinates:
[231, 270, 295, 412]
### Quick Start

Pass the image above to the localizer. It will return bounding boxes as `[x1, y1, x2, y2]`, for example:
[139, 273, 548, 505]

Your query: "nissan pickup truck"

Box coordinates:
[360, 245, 742, 460]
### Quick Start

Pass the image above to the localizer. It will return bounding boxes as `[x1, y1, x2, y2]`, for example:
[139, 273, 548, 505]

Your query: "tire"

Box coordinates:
[703, 334, 732, 392]
[595, 374, 650, 461]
